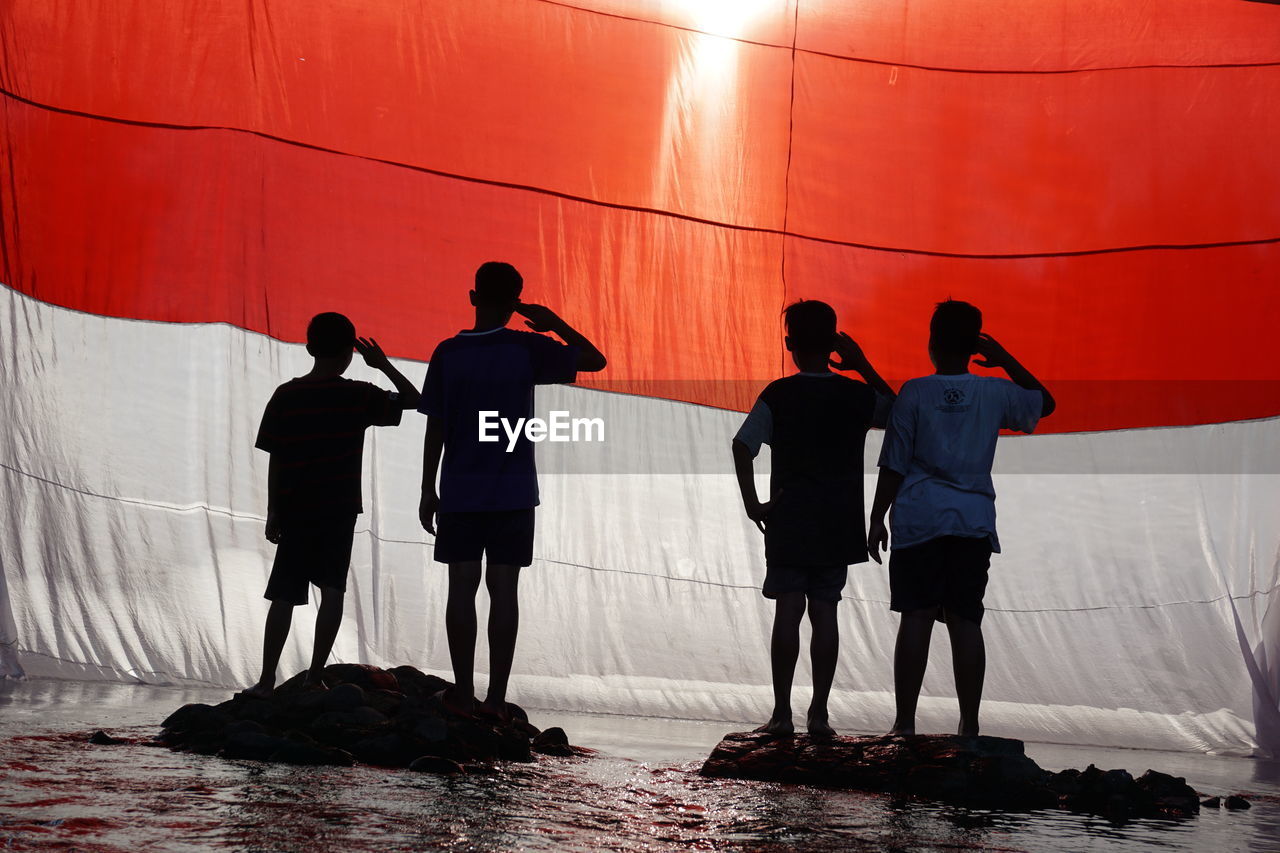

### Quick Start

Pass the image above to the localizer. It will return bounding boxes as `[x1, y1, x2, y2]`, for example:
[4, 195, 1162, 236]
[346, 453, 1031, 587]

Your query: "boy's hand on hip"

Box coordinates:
[972, 333, 1014, 370]
[515, 301, 562, 333]
[868, 517, 888, 564]
[419, 491, 440, 535]
[355, 336, 392, 371]
[745, 494, 779, 535]
[265, 512, 282, 544]
[829, 331, 869, 372]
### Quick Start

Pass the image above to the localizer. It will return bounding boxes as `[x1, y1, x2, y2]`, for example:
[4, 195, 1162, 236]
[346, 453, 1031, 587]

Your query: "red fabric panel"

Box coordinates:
[790, 58, 1280, 254]
[797, 0, 1280, 70]
[0, 0, 794, 230]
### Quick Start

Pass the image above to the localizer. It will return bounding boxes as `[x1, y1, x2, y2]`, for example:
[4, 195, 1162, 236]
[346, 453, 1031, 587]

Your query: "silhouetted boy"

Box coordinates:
[245, 313, 420, 697]
[733, 300, 895, 736]
[868, 300, 1055, 736]
[419, 262, 606, 718]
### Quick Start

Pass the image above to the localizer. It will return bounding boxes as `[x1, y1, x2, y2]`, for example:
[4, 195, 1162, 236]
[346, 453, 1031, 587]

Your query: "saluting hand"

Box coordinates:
[514, 302, 563, 333]
[355, 336, 392, 371]
[829, 331, 869, 372]
[972, 333, 1014, 370]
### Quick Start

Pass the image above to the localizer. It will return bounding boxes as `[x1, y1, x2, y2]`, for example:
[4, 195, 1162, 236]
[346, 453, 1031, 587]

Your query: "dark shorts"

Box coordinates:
[763, 564, 848, 603]
[264, 514, 358, 605]
[434, 508, 535, 567]
[889, 535, 993, 624]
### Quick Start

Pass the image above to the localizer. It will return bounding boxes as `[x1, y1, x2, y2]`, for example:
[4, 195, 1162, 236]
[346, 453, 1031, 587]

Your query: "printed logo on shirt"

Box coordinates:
[938, 386, 971, 413]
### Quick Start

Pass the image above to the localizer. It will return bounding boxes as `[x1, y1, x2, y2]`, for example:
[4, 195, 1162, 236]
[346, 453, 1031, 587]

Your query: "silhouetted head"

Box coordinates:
[783, 300, 837, 357]
[929, 300, 982, 367]
[306, 312, 356, 370]
[470, 262, 523, 323]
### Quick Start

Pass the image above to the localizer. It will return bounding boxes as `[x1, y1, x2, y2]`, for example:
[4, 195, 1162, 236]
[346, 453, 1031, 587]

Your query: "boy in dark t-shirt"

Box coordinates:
[733, 300, 894, 736]
[243, 312, 420, 698]
[419, 262, 606, 718]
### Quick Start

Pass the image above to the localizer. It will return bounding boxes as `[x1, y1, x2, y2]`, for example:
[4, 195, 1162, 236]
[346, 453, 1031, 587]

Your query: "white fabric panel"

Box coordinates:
[1, 284, 1277, 755]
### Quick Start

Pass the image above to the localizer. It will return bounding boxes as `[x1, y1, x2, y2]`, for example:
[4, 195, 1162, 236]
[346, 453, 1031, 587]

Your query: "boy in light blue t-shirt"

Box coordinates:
[867, 300, 1054, 737]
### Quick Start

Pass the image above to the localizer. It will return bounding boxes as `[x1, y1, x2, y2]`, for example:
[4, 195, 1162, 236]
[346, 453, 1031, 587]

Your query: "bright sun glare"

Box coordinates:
[682, 0, 775, 38]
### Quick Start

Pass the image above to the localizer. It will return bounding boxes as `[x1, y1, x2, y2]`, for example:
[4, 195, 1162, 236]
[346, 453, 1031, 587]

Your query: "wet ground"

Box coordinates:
[1, 679, 1278, 851]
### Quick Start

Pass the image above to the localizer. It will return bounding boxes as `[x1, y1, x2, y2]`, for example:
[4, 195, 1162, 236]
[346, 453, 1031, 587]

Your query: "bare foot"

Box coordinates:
[238, 681, 274, 700]
[753, 716, 795, 736]
[435, 687, 477, 719]
[887, 723, 915, 737]
[806, 712, 836, 739]
[477, 699, 513, 723]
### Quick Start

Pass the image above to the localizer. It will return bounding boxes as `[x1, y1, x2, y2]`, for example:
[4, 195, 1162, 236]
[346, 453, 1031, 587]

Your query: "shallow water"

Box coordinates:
[1, 680, 1278, 851]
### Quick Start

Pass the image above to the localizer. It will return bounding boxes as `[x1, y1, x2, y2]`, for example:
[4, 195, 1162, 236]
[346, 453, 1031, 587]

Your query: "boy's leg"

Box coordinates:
[445, 561, 483, 711]
[306, 585, 345, 685]
[757, 591, 806, 735]
[945, 615, 985, 736]
[891, 607, 939, 735]
[806, 596, 839, 737]
[246, 599, 294, 697]
[482, 563, 521, 713]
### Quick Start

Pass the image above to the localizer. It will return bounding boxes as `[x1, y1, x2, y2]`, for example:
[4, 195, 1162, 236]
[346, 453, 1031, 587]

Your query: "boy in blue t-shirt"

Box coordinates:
[419, 262, 606, 718]
[868, 300, 1055, 737]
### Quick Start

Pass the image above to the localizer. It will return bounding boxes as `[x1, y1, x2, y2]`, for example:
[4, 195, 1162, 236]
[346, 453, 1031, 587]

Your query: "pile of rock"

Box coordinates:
[158, 664, 584, 773]
[700, 732, 1230, 820]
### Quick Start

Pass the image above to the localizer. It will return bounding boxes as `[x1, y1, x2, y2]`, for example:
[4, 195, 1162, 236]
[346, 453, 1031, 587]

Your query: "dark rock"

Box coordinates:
[532, 727, 573, 757]
[89, 730, 124, 745]
[321, 683, 366, 712]
[1225, 795, 1251, 810]
[397, 713, 449, 743]
[1201, 796, 1221, 808]
[701, 732, 1196, 819]
[221, 731, 290, 761]
[312, 706, 388, 730]
[157, 665, 582, 773]
[533, 727, 569, 747]
[496, 726, 534, 762]
[364, 689, 404, 717]
[162, 703, 230, 733]
[352, 733, 420, 767]
[409, 755, 465, 774]
[323, 663, 400, 693]
[269, 740, 354, 767]
[387, 666, 450, 701]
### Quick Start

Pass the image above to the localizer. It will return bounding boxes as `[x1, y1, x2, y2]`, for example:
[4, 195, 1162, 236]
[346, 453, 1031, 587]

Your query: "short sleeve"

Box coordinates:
[733, 398, 773, 458]
[360, 382, 403, 428]
[877, 386, 917, 475]
[527, 333, 579, 385]
[419, 346, 446, 417]
[254, 391, 283, 454]
[1000, 381, 1043, 434]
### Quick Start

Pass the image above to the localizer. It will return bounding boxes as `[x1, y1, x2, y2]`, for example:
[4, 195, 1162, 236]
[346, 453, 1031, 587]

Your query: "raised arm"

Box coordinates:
[515, 302, 607, 372]
[356, 337, 421, 409]
[419, 416, 445, 534]
[973, 333, 1055, 418]
[830, 331, 896, 401]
